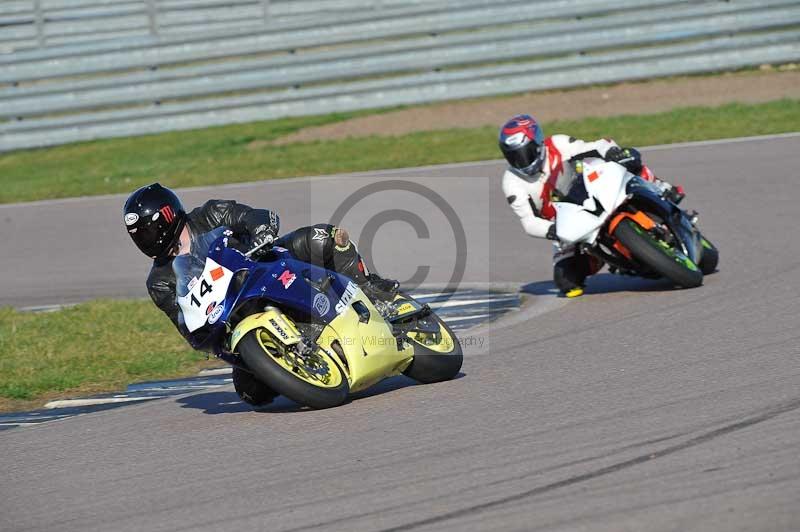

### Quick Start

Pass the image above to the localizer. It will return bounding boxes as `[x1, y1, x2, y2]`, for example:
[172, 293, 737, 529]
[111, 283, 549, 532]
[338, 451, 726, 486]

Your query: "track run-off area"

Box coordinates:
[1, 134, 799, 531]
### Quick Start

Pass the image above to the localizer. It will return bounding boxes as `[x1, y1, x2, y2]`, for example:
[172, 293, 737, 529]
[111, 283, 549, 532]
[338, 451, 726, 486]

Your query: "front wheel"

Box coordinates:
[402, 312, 463, 384]
[238, 329, 349, 409]
[615, 218, 703, 288]
[698, 235, 719, 275]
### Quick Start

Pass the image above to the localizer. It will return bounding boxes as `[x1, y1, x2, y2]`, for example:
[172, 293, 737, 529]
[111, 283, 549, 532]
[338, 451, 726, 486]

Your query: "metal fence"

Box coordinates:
[1, 0, 799, 152]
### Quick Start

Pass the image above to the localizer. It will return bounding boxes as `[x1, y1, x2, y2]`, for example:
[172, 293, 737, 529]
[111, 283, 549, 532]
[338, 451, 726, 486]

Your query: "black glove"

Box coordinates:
[605, 146, 643, 174]
[546, 224, 558, 241]
[663, 184, 686, 204]
[251, 211, 280, 248]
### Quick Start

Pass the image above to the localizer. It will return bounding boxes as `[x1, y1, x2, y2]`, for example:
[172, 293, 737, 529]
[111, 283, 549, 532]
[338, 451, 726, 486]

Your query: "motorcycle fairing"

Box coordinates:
[554, 159, 633, 245]
[229, 284, 414, 393]
[180, 234, 366, 354]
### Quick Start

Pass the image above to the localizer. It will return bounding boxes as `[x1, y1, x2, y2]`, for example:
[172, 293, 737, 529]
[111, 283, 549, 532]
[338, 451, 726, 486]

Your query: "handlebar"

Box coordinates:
[244, 236, 274, 258]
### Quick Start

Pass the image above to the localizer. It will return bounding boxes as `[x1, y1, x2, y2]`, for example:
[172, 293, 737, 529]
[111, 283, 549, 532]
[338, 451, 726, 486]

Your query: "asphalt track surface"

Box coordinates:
[2, 135, 800, 531]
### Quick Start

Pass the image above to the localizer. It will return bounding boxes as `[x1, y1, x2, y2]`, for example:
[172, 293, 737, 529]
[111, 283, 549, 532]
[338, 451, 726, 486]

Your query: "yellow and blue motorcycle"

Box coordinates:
[173, 227, 462, 409]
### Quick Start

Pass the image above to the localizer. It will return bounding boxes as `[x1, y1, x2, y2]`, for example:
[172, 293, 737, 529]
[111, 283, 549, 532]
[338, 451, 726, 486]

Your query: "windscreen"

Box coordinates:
[172, 226, 227, 298]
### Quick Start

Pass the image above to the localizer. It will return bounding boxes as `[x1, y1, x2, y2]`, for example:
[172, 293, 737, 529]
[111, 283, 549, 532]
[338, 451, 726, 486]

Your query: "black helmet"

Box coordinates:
[499, 114, 546, 175]
[123, 183, 186, 259]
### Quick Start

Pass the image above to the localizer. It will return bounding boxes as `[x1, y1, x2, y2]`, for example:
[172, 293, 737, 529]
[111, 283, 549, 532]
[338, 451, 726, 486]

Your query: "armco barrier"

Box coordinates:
[1, 0, 798, 151]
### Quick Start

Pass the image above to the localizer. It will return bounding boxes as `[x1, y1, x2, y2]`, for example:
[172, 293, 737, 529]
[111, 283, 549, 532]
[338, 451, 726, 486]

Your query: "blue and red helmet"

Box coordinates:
[499, 114, 546, 175]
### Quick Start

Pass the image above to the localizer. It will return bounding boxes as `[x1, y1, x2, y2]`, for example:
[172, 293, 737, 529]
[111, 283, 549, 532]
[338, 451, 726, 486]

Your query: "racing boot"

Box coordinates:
[554, 253, 601, 298]
[361, 272, 400, 302]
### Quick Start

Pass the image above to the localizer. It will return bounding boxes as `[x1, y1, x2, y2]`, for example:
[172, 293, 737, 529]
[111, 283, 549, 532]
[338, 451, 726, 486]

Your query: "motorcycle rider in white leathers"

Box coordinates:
[499, 114, 683, 297]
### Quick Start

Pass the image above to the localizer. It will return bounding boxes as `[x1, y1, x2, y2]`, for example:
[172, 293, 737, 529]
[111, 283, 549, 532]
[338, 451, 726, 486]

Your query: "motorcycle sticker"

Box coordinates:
[124, 213, 139, 225]
[208, 303, 224, 324]
[335, 281, 359, 314]
[313, 293, 331, 316]
[269, 318, 290, 340]
[278, 270, 296, 289]
[210, 266, 225, 281]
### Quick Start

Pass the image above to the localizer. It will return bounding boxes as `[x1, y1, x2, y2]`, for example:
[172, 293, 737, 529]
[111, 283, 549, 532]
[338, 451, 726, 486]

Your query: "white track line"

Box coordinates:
[441, 313, 493, 322]
[642, 131, 800, 151]
[198, 367, 233, 376]
[428, 296, 518, 309]
[44, 396, 164, 409]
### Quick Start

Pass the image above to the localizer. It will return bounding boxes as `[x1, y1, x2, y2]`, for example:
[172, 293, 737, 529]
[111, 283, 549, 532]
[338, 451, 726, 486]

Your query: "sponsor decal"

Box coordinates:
[313, 293, 331, 316]
[312, 227, 329, 242]
[152, 212, 160, 221]
[269, 318, 289, 340]
[187, 276, 199, 291]
[210, 267, 225, 281]
[160, 205, 176, 223]
[335, 281, 359, 314]
[395, 302, 416, 315]
[587, 171, 600, 183]
[206, 302, 216, 316]
[278, 270, 296, 289]
[124, 213, 139, 226]
[208, 303, 224, 324]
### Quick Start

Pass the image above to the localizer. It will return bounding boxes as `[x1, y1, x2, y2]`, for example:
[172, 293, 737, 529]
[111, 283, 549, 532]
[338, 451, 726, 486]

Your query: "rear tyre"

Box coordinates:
[615, 218, 703, 288]
[238, 329, 349, 409]
[232, 367, 278, 407]
[403, 314, 463, 384]
[698, 235, 719, 275]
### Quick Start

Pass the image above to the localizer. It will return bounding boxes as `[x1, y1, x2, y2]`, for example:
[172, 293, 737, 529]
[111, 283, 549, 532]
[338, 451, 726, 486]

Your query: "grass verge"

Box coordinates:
[0, 300, 217, 413]
[1, 99, 799, 204]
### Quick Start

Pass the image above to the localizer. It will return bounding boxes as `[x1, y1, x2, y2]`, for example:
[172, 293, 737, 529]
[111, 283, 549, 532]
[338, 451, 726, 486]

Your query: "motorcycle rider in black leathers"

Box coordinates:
[123, 183, 399, 406]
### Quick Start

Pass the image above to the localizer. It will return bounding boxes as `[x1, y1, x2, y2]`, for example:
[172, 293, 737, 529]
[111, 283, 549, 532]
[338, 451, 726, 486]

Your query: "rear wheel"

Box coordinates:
[402, 311, 463, 384]
[238, 329, 349, 409]
[698, 235, 719, 275]
[615, 218, 703, 288]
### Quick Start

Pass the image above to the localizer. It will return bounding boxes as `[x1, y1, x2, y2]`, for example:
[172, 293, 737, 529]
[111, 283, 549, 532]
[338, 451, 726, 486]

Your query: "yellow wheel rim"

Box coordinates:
[255, 329, 344, 388]
[408, 319, 456, 354]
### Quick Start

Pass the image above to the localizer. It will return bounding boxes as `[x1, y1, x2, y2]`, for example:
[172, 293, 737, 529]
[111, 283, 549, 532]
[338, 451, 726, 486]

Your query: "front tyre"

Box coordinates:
[238, 329, 349, 409]
[698, 235, 719, 275]
[403, 313, 463, 384]
[615, 218, 703, 288]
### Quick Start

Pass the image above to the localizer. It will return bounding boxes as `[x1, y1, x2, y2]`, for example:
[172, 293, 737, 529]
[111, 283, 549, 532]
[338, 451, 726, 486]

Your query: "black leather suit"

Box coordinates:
[146, 200, 366, 332]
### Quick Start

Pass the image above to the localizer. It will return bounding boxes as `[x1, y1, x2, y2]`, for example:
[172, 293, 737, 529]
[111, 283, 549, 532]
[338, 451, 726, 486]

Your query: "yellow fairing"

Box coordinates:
[408, 319, 457, 353]
[317, 289, 414, 393]
[230, 308, 301, 351]
[230, 290, 414, 394]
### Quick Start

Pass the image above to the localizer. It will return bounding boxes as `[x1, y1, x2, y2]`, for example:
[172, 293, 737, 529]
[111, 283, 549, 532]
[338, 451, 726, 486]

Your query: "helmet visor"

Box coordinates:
[128, 216, 183, 258]
[504, 142, 544, 174]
